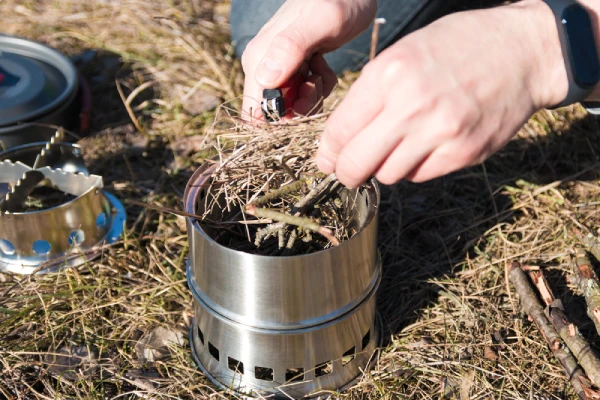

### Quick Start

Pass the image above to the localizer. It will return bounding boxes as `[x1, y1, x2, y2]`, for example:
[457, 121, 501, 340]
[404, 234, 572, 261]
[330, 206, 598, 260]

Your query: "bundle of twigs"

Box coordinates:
[196, 112, 362, 255]
[509, 261, 600, 399]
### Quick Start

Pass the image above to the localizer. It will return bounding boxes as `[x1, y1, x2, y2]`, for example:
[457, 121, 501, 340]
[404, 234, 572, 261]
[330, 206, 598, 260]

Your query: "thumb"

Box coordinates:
[254, 23, 330, 89]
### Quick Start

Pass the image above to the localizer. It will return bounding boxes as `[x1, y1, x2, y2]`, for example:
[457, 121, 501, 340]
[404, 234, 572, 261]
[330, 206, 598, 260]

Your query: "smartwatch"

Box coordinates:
[543, 0, 600, 110]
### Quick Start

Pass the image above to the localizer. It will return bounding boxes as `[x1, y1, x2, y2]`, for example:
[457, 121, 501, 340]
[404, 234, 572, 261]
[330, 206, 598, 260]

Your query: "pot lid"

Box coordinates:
[0, 35, 78, 127]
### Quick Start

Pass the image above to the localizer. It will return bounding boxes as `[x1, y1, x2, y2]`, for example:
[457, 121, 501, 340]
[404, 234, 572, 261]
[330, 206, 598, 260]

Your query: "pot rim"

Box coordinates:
[0, 34, 79, 128]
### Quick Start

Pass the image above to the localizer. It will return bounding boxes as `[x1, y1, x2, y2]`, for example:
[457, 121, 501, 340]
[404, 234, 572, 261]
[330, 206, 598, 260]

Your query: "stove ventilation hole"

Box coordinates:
[0, 239, 15, 255]
[32, 240, 51, 255]
[361, 330, 371, 351]
[342, 346, 356, 366]
[208, 342, 219, 361]
[228, 357, 244, 374]
[285, 368, 305, 382]
[68, 230, 85, 246]
[315, 361, 332, 377]
[255, 366, 274, 381]
[197, 326, 204, 346]
[96, 212, 108, 229]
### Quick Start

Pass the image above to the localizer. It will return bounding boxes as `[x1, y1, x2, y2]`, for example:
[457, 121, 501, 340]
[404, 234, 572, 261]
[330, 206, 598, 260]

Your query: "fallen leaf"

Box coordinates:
[484, 345, 499, 361]
[135, 326, 185, 363]
[44, 345, 97, 380]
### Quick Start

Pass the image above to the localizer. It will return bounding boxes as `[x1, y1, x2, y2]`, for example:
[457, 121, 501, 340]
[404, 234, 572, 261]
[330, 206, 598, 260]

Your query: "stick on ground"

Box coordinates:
[508, 262, 588, 399]
[528, 268, 600, 388]
[571, 249, 600, 336]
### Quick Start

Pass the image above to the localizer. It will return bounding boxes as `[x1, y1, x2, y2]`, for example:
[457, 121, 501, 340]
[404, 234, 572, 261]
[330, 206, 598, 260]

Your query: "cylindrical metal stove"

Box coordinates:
[184, 163, 381, 398]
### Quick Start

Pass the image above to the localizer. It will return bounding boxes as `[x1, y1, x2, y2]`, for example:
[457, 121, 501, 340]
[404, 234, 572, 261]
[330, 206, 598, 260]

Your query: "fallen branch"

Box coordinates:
[508, 262, 588, 399]
[573, 228, 600, 264]
[244, 205, 339, 246]
[548, 299, 600, 388]
[528, 267, 600, 388]
[571, 249, 600, 335]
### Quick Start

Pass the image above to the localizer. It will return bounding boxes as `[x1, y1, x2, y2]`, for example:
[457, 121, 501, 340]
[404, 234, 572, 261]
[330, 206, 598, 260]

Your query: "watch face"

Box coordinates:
[563, 4, 600, 88]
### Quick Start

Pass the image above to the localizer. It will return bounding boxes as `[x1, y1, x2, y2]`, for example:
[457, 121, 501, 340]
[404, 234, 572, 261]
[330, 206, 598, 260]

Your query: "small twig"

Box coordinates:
[250, 178, 307, 208]
[116, 80, 153, 136]
[280, 156, 298, 182]
[508, 261, 589, 399]
[244, 205, 339, 246]
[571, 249, 600, 336]
[278, 227, 286, 249]
[286, 229, 298, 249]
[125, 199, 199, 220]
[528, 265, 600, 388]
[369, 18, 387, 61]
[291, 173, 337, 214]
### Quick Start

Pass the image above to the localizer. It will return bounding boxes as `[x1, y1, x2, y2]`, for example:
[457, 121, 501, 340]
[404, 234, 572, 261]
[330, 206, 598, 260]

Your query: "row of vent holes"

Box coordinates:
[0, 213, 109, 256]
[197, 326, 371, 382]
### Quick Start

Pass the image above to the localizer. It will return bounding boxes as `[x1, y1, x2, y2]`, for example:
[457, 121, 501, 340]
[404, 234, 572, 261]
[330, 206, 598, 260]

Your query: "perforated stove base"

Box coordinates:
[0, 191, 126, 274]
[189, 314, 383, 399]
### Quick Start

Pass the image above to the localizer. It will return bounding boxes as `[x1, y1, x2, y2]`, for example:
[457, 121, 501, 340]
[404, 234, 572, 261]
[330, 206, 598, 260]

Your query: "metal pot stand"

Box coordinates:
[0, 132, 125, 274]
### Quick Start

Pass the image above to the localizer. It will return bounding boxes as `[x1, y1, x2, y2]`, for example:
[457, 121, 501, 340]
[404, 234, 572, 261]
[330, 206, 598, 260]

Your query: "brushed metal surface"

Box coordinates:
[0, 160, 125, 273]
[184, 163, 380, 329]
[0, 142, 88, 175]
[190, 282, 380, 399]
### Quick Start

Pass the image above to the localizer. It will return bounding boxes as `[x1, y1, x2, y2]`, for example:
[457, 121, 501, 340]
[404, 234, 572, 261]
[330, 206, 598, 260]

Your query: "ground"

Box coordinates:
[1, 1, 600, 399]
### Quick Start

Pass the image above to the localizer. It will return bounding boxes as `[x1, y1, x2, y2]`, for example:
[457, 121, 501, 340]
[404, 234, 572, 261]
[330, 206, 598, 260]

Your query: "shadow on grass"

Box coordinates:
[377, 110, 600, 348]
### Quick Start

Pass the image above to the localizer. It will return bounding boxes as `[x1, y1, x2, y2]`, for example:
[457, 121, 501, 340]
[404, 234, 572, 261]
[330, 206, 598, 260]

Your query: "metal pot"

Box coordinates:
[0, 35, 82, 149]
[185, 162, 381, 398]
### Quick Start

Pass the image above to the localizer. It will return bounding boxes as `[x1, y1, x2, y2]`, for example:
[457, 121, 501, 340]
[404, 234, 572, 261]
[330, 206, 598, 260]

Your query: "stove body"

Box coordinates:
[184, 163, 382, 399]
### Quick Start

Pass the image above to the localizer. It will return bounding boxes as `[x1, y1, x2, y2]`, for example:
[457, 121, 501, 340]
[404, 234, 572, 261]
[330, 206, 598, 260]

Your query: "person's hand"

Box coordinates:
[241, 0, 377, 120]
[316, 0, 569, 187]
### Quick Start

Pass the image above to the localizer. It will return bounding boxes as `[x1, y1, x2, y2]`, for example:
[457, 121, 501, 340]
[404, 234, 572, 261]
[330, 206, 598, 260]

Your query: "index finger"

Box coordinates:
[316, 65, 385, 173]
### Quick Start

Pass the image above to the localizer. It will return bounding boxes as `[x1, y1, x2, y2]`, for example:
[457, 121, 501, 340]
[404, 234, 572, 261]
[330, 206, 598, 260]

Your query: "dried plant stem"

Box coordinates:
[245, 205, 339, 246]
[286, 229, 298, 249]
[508, 262, 588, 400]
[369, 18, 387, 61]
[528, 267, 600, 388]
[292, 173, 337, 214]
[251, 178, 307, 207]
[571, 249, 600, 335]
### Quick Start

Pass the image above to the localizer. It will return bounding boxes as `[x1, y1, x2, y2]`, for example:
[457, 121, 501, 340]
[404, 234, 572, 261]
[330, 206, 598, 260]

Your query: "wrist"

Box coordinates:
[519, 0, 600, 107]
[577, 0, 600, 100]
[515, 0, 570, 109]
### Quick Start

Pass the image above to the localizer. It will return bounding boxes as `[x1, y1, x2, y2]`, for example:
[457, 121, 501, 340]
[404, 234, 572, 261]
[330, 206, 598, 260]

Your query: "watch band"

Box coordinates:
[544, 0, 598, 107]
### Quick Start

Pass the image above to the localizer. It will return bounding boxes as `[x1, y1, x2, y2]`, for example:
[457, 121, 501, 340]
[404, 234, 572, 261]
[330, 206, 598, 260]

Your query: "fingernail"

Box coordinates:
[256, 59, 283, 86]
[316, 155, 335, 174]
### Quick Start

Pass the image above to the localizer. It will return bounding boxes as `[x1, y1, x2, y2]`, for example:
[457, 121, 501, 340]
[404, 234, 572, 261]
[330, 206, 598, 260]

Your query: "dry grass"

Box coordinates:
[1, 1, 600, 399]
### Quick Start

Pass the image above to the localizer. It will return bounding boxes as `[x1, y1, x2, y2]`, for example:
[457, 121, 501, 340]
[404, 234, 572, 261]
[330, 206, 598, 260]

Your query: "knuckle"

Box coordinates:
[337, 153, 367, 186]
[431, 100, 471, 141]
[270, 27, 307, 57]
[241, 40, 259, 71]
[374, 171, 397, 186]
[320, 1, 346, 24]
